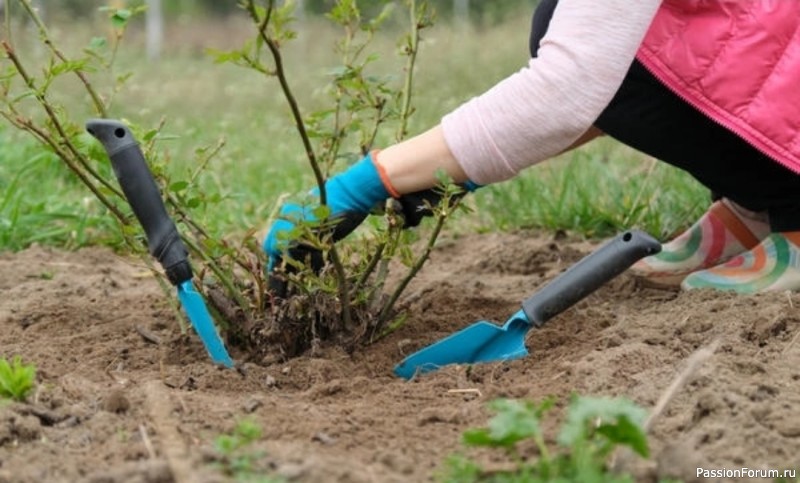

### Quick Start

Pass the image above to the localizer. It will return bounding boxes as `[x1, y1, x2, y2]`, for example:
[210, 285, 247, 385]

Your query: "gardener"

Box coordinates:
[265, 0, 800, 294]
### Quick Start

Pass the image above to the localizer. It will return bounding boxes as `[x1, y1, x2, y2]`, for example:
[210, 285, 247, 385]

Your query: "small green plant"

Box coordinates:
[213, 419, 284, 483]
[439, 396, 650, 483]
[0, 356, 36, 402]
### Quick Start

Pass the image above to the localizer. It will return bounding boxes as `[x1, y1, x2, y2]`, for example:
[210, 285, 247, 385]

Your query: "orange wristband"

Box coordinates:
[371, 150, 401, 199]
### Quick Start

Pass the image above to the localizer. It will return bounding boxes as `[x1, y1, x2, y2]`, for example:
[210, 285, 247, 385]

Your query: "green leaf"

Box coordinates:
[252, 4, 267, 22]
[89, 36, 108, 50]
[327, 0, 360, 26]
[207, 48, 245, 65]
[169, 181, 189, 192]
[557, 396, 649, 456]
[142, 129, 159, 142]
[214, 434, 236, 455]
[595, 415, 650, 457]
[463, 399, 546, 448]
[312, 205, 331, 220]
[462, 428, 497, 447]
[111, 9, 132, 29]
[50, 59, 90, 77]
[234, 419, 263, 444]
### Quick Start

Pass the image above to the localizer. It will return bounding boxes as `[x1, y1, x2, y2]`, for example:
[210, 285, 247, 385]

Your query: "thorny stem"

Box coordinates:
[18, 0, 107, 117]
[356, 242, 385, 290]
[100, 28, 125, 112]
[245, 0, 354, 330]
[323, 44, 348, 174]
[245, 0, 325, 202]
[143, 117, 167, 154]
[363, 101, 387, 153]
[327, 20, 381, 165]
[374, 231, 400, 288]
[190, 138, 226, 184]
[236, 234, 267, 312]
[378, 198, 456, 326]
[397, 0, 421, 141]
[323, 109, 344, 174]
[357, 206, 407, 302]
[365, 208, 404, 307]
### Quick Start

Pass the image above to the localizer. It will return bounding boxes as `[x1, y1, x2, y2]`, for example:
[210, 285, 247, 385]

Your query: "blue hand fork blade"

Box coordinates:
[177, 281, 235, 367]
[394, 231, 662, 379]
[86, 119, 234, 368]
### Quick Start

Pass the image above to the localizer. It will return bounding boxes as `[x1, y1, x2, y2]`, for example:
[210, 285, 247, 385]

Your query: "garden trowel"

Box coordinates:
[394, 230, 661, 379]
[86, 119, 234, 368]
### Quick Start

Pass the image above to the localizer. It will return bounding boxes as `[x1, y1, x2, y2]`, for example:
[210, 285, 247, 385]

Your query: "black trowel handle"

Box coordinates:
[86, 119, 191, 286]
[522, 230, 661, 327]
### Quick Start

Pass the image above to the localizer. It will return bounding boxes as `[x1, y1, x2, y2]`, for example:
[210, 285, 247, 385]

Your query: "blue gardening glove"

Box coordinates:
[264, 153, 391, 291]
[396, 180, 481, 227]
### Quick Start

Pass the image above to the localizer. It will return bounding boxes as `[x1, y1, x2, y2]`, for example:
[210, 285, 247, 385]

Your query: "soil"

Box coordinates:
[2, 231, 800, 483]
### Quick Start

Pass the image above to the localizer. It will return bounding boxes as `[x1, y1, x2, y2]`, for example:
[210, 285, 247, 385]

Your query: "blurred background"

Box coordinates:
[2, 0, 539, 60]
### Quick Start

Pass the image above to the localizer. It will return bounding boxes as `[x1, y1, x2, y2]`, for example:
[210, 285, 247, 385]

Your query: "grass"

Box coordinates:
[473, 139, 709, 239]
[0, 8, 709, 253]
[0, 129, 123, 251]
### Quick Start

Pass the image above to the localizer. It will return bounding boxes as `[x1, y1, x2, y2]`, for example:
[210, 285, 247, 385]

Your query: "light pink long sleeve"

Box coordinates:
[441, 0, 662, 185]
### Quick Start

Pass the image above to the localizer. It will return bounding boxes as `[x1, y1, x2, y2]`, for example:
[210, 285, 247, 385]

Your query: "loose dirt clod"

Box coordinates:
[102, 389, 131, 414]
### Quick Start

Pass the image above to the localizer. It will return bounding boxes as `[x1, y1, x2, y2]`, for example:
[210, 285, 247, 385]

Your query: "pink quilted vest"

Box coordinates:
[636, 0, 800, 174]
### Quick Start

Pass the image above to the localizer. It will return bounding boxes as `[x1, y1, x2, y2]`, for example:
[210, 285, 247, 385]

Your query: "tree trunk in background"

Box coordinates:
[146, 0, 163, 61]
[454, 0, 469, 23]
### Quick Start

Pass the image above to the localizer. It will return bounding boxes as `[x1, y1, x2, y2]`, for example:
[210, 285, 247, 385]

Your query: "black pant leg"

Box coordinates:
[595, 62, 800, 232]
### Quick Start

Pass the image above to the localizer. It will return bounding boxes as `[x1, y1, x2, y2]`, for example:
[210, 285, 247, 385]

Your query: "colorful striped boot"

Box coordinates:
[681, 232, 800, 293]
[630, 200, 769, 287]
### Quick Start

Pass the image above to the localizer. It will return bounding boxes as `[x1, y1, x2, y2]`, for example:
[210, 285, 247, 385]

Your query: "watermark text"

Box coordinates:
[697, 467, 796, 479]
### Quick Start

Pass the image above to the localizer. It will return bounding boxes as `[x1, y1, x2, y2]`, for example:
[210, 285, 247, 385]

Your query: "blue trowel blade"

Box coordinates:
[393, 313, 531, 380]
[177, 280, 235, 368]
